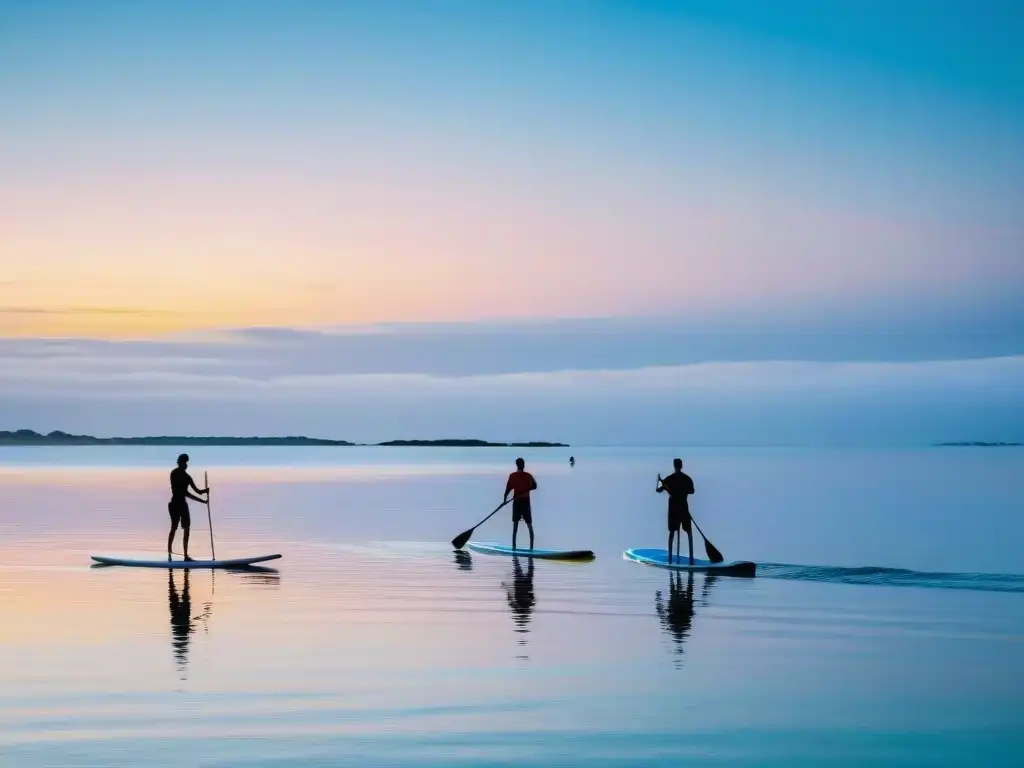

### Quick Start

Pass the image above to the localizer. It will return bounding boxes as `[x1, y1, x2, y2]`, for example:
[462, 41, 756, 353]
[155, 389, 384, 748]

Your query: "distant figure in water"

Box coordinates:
[168, 453, 208, 561]
[504, 457, 537, 550]
[569, 456, 575, 468]
[657, 458, 695, 565]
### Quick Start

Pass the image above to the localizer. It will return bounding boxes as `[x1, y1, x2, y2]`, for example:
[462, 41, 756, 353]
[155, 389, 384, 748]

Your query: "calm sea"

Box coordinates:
[1, 446, 1022, 767]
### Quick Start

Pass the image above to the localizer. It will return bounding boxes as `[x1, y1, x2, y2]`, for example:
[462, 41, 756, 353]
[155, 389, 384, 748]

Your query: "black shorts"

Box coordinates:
[668, 505, 691, 533]
[168, 500, 191, 528]
[512, 498, 532, 525]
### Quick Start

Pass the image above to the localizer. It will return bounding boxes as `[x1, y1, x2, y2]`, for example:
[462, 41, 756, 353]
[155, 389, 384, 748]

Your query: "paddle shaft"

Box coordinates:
[205, 471, 216, 560]
[473, 498, 512, 529]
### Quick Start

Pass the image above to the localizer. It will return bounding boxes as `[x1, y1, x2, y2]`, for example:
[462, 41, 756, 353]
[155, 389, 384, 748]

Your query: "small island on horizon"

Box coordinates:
[0, 429, 568, 448]
[933, 441, 1022, 447]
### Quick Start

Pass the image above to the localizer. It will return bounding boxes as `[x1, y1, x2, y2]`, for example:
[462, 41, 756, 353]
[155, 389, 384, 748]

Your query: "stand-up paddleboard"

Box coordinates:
[624, 548, 755, 577]
[91, 554, 282, 569]
[467, 542, 594, 561]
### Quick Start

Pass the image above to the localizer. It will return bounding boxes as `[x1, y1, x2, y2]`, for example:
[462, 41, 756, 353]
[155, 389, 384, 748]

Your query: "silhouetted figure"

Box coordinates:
[168, 453, 208, 561]
[503, 556, 536, 648]
[657, 458, 695, 565]
[504, 458, 537, 550]
[453, 550, 474, 571]
[569, 456, 575, 468]
[168, 569, 195, 676]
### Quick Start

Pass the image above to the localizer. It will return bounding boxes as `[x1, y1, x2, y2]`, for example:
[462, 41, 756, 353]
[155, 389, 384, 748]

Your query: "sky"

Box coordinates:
[1, 1, 1022, 444]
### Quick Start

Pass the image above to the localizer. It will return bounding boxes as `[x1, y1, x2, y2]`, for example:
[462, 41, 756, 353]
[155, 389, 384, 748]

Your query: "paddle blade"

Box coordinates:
[451, 498, 510, 550]
[704, 538, 724, 563]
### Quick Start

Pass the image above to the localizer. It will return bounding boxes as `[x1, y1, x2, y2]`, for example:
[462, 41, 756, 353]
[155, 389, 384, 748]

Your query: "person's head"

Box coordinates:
[177, 453, 189, 468]
[515, 457, 525, 470]
[673, 458, 682, 471]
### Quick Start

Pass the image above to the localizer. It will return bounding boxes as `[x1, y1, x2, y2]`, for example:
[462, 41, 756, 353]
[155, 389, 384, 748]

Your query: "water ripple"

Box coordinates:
[760, 563, 1024, 593]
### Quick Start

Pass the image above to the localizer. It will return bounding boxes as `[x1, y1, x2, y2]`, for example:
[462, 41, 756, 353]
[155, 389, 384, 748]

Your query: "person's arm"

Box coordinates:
[656, 474, 667, 493]
[185, 491, 207, 503]
[504, 475, 514, 503]
[530, 474, 537, 491]
[186, 473, 208, 495]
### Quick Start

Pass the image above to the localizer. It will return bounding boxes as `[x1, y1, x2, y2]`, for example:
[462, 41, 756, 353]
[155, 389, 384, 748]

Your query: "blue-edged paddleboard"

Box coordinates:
[91, 554, 282, 569]
[624, 548, 755, 577]
[468, 542, 594, 561]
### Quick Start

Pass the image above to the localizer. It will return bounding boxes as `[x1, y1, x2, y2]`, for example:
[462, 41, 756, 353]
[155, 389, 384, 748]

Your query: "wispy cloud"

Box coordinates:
[0, 306, 180, 316]
[5, 299, 1022, 380]
[0, 331, 1020, 445]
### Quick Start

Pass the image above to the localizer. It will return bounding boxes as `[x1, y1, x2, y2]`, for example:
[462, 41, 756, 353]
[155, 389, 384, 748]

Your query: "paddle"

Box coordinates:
[688, 515, 723, 564]
[204, 471, 216, 561]
[657, 475, 724, 564]
[451, 498, 513, 550]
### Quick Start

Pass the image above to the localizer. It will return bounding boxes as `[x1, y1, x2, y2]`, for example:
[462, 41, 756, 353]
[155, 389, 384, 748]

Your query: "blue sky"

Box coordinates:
[0, 1, 1021, 443]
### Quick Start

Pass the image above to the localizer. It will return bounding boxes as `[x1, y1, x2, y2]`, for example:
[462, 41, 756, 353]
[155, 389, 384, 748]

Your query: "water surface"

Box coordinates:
[1, 446, 1022, 766]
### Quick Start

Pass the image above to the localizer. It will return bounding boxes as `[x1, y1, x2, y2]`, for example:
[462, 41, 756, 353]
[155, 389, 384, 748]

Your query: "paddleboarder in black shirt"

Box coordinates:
[168, 453, 208, 561]
[657, 458, 695, 565]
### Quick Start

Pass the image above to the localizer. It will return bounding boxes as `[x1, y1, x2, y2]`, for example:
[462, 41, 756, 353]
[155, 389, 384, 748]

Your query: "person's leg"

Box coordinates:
[687, 529, 694, 566]
[525, 509, 534, 550]
[182, 507, 194, 560]
[167, 502, 179, 557]
[512, 518, 520, 550]
[667, 528, 675, 564]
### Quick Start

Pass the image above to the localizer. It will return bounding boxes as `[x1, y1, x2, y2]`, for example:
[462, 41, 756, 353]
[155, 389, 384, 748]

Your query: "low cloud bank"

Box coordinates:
[0, 335, 1019, 445]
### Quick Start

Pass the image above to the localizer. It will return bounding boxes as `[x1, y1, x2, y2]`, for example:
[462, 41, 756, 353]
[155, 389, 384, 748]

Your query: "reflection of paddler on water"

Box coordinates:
[503, 556, 536, 646]
[654, 572, 717, 664]
[168, 569, 196, 676]
[168, 570, 213, 679]
[166, 567, 278, 678]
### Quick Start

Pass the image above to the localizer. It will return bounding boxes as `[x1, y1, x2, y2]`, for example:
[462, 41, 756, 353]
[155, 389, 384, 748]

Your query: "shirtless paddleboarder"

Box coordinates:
[657, 458, 695, 565]
[168, 453, 208, 561]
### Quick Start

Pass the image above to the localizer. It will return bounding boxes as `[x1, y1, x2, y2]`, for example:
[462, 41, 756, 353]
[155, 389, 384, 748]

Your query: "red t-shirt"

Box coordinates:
[505, 471, 537, 500]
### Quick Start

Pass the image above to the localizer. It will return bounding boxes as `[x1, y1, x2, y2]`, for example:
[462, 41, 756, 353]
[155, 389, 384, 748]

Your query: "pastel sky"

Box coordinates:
[1, 1, 1021, 443]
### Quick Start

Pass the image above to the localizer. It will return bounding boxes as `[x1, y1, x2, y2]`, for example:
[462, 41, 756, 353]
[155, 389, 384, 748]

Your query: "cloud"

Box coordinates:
[0, 307, 178, 316]
[0, 331, 1020, 445]
[2, 297, 1022, 379]
[0, 306, 1021, 445]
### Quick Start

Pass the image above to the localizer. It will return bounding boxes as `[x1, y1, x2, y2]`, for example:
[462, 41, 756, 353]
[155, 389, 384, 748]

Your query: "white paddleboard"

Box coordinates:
[624, 548, 755, 576]
[467, 542, 594, 560]
[91, 554, 282, 569]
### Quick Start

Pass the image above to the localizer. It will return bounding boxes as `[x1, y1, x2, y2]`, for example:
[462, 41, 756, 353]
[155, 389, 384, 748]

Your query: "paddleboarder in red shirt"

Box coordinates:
[503, 458, 537, 550]
[657, 458, 695, 565]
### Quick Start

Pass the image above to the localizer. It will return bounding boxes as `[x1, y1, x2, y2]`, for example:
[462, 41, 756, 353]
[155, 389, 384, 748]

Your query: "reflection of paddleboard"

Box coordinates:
[467, 542, 594, 561]
[91, 554, 282, 569]
[624, 548, 755, 577]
